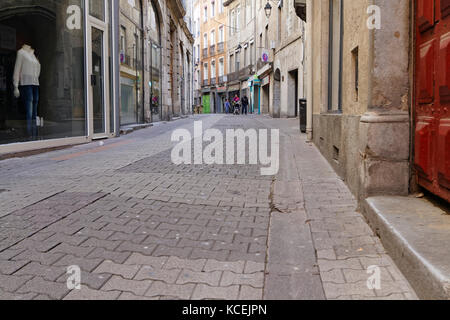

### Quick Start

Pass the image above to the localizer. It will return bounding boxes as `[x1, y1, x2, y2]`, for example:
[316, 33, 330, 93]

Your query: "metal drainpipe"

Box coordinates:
[306, 0, 313, 141]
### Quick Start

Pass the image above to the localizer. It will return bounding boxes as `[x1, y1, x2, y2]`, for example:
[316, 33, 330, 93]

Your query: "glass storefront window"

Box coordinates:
[148, 1, 161, 120]
[0, 0, 86, 145]
[89, 0, 105, 21]
[150, 43, 161, 116]
[119, 0, 143, 125]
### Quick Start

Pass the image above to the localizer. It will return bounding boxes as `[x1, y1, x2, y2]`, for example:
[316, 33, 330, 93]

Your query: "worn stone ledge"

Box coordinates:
[362, 196, 450, 300]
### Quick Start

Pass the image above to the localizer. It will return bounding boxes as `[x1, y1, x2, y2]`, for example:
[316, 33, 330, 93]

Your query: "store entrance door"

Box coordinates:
[88, 10, 111, 138]
[414, 0, 450, 202]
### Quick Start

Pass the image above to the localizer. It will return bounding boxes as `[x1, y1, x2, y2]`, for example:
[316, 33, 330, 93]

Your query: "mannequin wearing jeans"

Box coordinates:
[19, 86, 39, 138]
[13, 44, 41, 139]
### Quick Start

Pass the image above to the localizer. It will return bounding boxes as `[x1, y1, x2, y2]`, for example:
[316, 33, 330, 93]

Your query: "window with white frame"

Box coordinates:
[219, 26, 224, 43]
[197, 18, 200, 36]
[219, 0, 224, 13]
[203, 33, 208, 49]
[211, 1, 215, 17]
[203, 63, 208, 81]
[204, 6, 208, 22]
[211, 29, 215, 46]
[211, 60, 216, 79]
[236, 6, 240, 32]
[219, 58, 224, 76]
[230, 10, 235, 36]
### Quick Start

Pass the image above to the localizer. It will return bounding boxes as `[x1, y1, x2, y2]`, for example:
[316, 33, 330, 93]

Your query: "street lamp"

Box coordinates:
[264, 2, 272, 18]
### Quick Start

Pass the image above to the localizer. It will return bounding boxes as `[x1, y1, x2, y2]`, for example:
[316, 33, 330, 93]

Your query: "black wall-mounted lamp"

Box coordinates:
[264, 2, 272, 18]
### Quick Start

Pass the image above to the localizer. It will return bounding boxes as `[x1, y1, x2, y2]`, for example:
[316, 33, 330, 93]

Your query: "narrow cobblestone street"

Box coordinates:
[0, 115, 417, 300]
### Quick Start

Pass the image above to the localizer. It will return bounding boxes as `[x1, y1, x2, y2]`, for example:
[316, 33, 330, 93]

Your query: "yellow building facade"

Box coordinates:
[199, 0, 228, 113]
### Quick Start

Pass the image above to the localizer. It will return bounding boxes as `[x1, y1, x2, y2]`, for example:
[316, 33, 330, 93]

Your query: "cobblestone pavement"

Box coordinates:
[0, 115, 417, 300]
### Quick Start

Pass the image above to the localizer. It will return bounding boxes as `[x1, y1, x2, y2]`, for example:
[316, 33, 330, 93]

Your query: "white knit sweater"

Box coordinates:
[13, 46, 41, 87]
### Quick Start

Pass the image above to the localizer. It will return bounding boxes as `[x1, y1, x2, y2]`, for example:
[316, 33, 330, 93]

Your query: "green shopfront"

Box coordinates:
[0, 0, 120, 154]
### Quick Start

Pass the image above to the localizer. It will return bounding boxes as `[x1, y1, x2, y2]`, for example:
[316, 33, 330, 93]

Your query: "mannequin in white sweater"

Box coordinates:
[13, 44, 41, 98]
[13, 44, 41, 138]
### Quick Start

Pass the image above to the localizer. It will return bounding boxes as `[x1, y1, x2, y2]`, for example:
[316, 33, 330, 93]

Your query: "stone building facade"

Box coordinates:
[140, 0, 194, 122]
[224, 0, 256, 108]
[198, 0, 228, 114]
[255, 0, 306, 117]
[193, 0, 202, 107]
[306, 0, 411, 201]
[219, 0, 305, 116]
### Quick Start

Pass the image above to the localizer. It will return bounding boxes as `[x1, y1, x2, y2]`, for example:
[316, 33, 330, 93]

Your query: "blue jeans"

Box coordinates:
[242, 104, 248, 115]
[19, 85, 39, 138]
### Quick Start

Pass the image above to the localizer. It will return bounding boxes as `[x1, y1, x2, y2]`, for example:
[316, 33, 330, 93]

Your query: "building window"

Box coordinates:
[204, 63, 208, 81]
[204, 6, 208, 22]
[219, 26, 224, 43]
[230, 54, 234, 72]
[0, 0, 87, 144]
[211, 29, 215, 46]
[90, 0, 105, 21]
[246, 0, 251, 24]
[211, 60, 216, 79]
[328, 0, 343, 112]
[148, 0, 162, 117]
[219, 0, 224, 13]
[120, 26, 127, 55]
[219, 58, 224, 77]
[230, 10, 235, 36]
[211, 1, 215, 18]
[236, 6, 240, 32]
[203, 33, 208, 49]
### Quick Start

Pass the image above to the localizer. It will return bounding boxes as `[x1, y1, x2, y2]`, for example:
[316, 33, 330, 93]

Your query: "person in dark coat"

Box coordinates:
[241, 96, 249, 115]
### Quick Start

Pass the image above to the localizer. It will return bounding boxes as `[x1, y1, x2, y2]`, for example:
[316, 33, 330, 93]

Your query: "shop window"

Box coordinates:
[90, 0, 105, 21]
[148, 1, 161, 118]
[0, 0, 86, 145]
[120, 0, 144, 125]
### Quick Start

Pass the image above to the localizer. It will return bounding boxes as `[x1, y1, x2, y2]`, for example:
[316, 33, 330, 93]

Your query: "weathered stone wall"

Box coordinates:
[310, 0, 412, 200]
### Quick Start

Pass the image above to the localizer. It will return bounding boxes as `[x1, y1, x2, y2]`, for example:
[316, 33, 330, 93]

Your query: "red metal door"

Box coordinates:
[415, 0, 450, 202]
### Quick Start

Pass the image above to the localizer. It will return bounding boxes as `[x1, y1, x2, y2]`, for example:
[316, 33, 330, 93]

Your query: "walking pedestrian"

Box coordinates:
[224, 99, 231, 114]
[241, 96, 249, 115]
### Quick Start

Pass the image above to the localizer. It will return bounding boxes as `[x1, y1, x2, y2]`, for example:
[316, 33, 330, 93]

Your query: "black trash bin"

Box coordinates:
[299, 99, 307, 133]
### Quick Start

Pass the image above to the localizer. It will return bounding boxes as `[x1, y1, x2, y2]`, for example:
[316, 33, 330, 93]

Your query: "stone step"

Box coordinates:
[362, 196, 450, 300]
